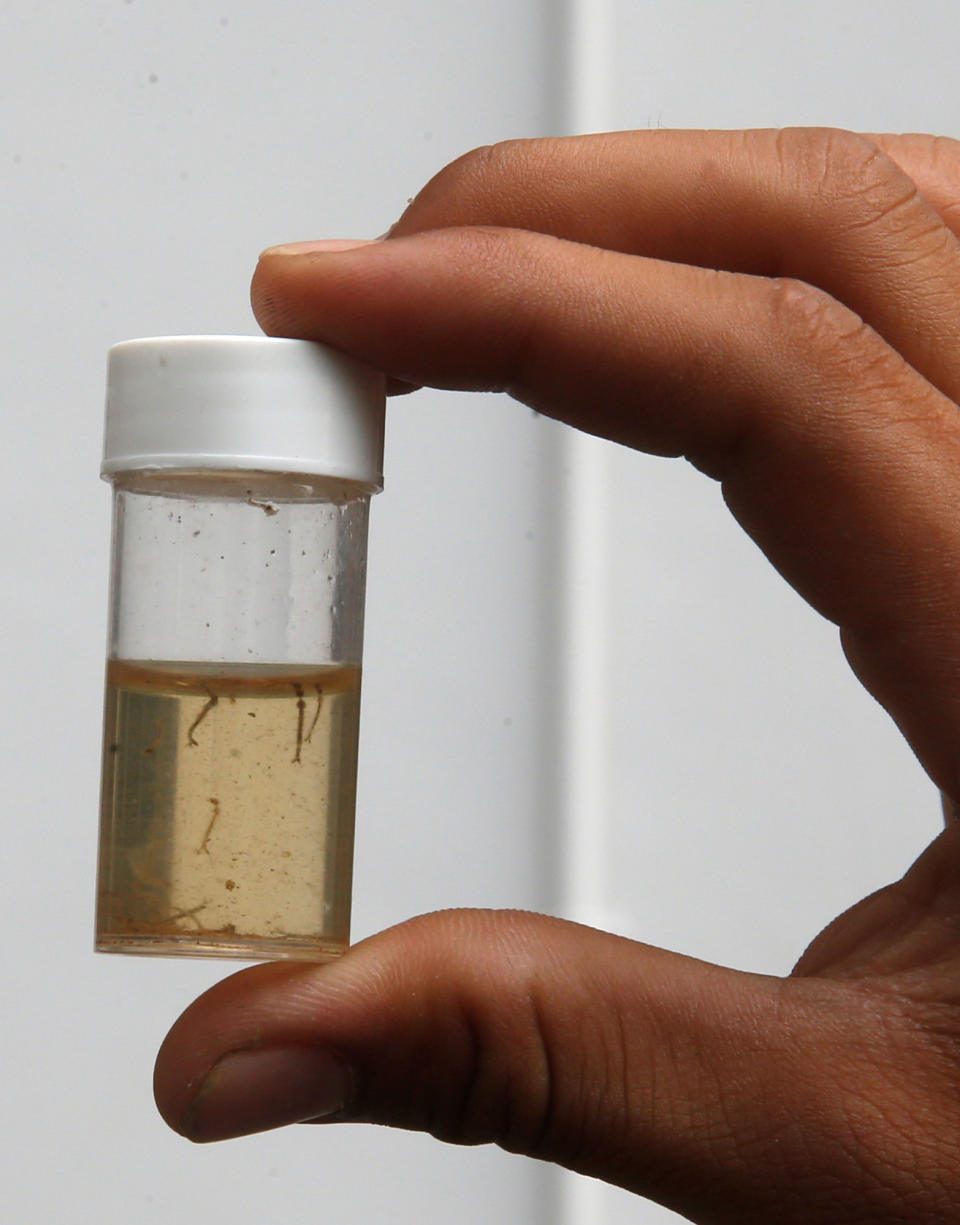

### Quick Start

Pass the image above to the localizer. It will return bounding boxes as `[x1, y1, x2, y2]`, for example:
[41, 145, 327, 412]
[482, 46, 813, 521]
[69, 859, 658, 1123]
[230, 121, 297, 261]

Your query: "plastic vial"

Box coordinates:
[95, 336, 385, 961]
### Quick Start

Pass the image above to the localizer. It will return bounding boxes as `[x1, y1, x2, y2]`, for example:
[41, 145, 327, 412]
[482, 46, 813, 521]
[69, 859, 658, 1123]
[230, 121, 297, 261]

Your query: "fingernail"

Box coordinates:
[260, 239, 377, 257]
[181, 1047, 352, 1142]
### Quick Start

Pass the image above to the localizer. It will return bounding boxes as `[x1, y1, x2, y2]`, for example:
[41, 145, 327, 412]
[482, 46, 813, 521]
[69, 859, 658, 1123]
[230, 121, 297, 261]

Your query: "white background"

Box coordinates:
[0, 3, 956, 1223]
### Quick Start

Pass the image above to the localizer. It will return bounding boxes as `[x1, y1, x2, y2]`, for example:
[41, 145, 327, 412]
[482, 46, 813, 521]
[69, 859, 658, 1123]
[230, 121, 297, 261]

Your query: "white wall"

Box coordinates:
[580, 2, 960, 1222]
[1, 3, 957, 1224]
[1, 2, 558, 1222]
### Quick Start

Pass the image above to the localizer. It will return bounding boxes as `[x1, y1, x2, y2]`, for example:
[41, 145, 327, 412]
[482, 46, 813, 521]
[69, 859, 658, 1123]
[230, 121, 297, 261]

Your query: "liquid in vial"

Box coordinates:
[97, 658, 361, 960]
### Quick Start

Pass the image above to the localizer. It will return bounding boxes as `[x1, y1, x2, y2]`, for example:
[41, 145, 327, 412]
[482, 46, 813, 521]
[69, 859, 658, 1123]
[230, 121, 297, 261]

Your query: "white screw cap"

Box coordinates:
[102, 335, 385, 489]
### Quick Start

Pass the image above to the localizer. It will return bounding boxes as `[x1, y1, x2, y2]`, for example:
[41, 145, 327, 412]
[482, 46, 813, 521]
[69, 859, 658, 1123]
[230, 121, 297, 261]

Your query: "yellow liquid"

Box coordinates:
[97, 659, 361, 961]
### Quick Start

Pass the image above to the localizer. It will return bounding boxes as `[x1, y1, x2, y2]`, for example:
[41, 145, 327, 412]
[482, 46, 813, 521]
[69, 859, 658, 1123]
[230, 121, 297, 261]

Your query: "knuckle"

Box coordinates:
[765, 276, 865, 351]
[394, 912, 558, 1152]
[762, 278, 914, 407]
[409, 137, 547, 222]
[789, 127, 925, 233]
[440, 140, 521, 190]
[463, 137, 540, 179]
[775, 126, 885, 190]
[403, 911, 628, 1167]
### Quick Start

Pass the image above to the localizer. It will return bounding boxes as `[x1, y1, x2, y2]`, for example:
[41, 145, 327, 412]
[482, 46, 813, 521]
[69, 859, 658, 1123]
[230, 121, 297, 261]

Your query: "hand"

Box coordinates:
[155, 129, 960, 1223]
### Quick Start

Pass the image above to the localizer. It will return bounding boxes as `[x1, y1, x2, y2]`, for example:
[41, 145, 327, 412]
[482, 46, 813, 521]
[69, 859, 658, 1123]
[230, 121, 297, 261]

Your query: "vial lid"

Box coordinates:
[101, 335, 385, 490]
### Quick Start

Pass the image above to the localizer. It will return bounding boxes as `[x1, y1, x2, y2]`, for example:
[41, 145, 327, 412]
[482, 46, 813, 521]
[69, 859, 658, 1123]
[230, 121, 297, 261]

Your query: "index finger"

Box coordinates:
[253, 226, 960, 802]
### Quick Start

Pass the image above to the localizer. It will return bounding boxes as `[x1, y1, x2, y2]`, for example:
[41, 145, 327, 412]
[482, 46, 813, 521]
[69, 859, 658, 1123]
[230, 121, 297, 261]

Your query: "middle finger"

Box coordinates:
[393, 128, 960, 402]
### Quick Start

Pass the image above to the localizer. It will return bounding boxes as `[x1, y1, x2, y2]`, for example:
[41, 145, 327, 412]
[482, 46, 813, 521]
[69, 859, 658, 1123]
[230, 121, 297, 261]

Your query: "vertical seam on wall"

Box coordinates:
[559, 0, 614, 958]
[555, 2, 614, 1225]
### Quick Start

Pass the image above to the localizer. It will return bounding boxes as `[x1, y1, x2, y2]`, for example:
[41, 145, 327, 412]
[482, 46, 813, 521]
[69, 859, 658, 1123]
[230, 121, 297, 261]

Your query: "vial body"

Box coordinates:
[96, 471, 372, 961]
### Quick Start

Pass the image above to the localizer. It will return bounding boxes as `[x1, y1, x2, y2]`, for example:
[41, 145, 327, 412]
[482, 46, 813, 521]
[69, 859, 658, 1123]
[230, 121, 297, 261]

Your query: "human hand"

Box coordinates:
[155, 129, 960, 1223]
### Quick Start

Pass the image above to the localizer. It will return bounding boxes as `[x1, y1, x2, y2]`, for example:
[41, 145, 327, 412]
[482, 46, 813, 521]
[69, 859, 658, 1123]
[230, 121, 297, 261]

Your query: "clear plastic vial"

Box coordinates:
[96, 336, 385, 961]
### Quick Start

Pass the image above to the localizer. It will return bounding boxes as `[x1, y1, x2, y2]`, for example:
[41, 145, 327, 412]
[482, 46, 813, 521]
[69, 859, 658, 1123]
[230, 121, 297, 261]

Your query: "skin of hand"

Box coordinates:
[154, 129, 960, 1224]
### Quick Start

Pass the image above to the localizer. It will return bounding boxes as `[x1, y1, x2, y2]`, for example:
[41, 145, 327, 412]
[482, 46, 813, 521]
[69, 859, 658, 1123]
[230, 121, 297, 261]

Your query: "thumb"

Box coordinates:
[153, 909, 905, 1222]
